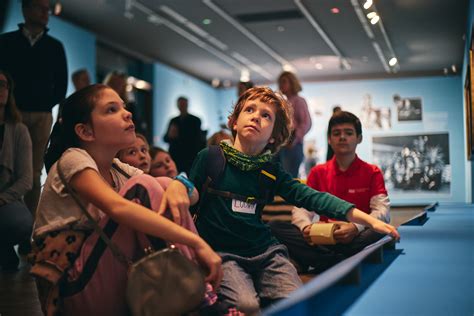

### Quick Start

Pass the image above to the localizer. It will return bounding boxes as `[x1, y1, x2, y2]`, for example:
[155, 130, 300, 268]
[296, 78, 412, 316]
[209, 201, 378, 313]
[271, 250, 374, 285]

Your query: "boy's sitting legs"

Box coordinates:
[217, 244, 301, 313]
[269, 221, 345, 272]
[218, 259, 260, 313]
[328, 228, 385, 257]
[255, 245, 302, 307]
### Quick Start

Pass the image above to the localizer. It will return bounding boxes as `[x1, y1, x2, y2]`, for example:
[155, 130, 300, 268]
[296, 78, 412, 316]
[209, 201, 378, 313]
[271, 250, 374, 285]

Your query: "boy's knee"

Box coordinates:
[234, 295, 260, 314]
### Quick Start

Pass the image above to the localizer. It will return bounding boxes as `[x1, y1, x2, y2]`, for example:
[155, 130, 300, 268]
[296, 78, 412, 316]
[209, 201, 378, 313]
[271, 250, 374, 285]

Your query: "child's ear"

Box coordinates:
[357, 134, 363, 144]
[75, 123, 95, 142]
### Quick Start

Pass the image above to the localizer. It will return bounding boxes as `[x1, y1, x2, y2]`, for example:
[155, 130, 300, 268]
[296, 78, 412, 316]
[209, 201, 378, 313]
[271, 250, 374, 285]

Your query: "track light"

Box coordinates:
[282, 64, 294, 72]
[389, 57, 398, 67]
[363, 0, 373, 10]
[240, 69, 250, 82]
[211, 78, 220, 87]
[367, 12, 377, 19]
[370, 15, 380, 24]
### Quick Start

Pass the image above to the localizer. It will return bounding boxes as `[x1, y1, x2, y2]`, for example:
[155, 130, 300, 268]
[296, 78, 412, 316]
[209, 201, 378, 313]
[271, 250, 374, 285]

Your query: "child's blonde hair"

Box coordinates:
[228, 87, 293, 153]
[116, 133, 150, 160]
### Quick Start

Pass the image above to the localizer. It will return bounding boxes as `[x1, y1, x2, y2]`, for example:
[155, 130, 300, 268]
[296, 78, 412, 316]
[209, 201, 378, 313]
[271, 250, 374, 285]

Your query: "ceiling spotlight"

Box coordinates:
[211, 78, 220, 87]
[282, 64, 294, 72]
[330, 7, 340, 14]
[389, 57, 398, 67]
[451, 64, 457, 73]
[135, 80, 151, 90]
[202, 18, 212, 25]
[315, 63, 323, 70]
[277, 25, 285, 32]
[240, 69, 250, 82]
[363, 0, 373, 10]
[366, 12, 377, 19]
[443, 68, 448, 75]
[370, 15, 380, 25]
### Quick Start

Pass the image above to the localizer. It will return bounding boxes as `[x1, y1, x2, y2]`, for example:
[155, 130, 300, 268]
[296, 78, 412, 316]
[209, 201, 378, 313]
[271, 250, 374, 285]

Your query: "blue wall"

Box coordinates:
[2, 0, 97, 99]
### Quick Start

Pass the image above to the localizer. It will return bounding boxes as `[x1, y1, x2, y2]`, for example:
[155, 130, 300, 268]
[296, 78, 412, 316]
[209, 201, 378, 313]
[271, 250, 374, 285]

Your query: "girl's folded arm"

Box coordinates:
[70, 168, 201, 247]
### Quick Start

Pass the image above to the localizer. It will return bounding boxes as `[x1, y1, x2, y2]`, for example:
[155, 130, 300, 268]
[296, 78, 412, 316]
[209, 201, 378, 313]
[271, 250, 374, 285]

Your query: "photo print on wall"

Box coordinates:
[360, 93, 391, 130]
[372, 133, 450, 195]
[393, 94, 423, 121]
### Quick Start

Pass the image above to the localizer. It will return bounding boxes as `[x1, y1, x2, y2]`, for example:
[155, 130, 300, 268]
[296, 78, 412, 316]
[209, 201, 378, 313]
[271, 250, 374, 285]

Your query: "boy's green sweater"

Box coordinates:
[190, 148, 354, 257]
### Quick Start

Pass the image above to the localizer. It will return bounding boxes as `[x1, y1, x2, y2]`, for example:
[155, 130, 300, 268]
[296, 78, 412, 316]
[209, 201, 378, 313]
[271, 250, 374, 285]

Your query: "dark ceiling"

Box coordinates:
[59, 0, 468, 86]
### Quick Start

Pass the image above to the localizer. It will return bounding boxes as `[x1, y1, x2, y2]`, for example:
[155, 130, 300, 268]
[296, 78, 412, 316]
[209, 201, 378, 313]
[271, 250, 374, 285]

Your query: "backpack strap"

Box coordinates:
[193, 145, 226, 221]
[258, 161, 277, 204]
[205, 145, 226, 187]
[207, 187, 267, 205]
[206, 162, 277, 205]
[112, 163, 131, 179]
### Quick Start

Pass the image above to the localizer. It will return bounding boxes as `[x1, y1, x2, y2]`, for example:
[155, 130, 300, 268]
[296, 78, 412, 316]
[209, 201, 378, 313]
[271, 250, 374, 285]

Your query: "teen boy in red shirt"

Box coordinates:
[270, 111, 390, 271]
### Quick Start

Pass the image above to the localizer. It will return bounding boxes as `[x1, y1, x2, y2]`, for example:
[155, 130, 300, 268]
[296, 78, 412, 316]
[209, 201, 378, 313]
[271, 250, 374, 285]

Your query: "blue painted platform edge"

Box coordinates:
[424, 201, 439, 212]
[401, 211, 428, 226]
[263, 235, 394, 315]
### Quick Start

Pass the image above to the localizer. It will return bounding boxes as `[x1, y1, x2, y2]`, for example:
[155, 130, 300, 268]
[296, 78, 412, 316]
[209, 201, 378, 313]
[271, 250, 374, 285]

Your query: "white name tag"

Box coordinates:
[231, 199, 257, 214]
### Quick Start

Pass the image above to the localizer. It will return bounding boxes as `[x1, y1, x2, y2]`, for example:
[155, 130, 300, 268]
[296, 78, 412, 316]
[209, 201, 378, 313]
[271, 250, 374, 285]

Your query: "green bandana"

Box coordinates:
[219, 140, 273, 171]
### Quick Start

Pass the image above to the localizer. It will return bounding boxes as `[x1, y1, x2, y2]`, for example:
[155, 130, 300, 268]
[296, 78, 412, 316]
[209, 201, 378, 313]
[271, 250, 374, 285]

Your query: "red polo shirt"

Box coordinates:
[307, 155, 387, 221]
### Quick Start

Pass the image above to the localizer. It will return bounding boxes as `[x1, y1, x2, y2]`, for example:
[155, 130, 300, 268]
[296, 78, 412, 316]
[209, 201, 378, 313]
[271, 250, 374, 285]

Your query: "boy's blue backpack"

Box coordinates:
[193, 145, 277, 221]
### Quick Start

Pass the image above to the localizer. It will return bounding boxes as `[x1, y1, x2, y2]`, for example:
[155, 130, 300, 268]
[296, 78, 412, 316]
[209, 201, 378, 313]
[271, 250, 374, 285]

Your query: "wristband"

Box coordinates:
[174, 173, 194, 197]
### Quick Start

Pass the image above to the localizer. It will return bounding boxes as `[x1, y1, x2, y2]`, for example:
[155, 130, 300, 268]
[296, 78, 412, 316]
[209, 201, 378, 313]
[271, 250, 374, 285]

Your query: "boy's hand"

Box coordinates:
[333, 223, 358, 244]
[158, 180, 190, 225]
[371, 222, 400, 241]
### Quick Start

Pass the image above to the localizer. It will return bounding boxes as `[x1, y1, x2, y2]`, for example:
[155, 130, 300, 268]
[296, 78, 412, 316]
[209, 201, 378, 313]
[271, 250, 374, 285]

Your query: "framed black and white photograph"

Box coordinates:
[372, 133, 450, 195]
[393, 94, 423, 121]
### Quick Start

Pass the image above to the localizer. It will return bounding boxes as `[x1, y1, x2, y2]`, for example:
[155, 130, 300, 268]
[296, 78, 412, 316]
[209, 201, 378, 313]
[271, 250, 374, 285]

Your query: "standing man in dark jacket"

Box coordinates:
[0, 0, 68, 224]
[164, 96, 205, 174]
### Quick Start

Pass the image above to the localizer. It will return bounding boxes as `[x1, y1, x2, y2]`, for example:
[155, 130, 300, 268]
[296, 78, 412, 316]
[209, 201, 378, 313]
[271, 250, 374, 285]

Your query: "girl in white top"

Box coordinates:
[33, 84, 222, 315]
